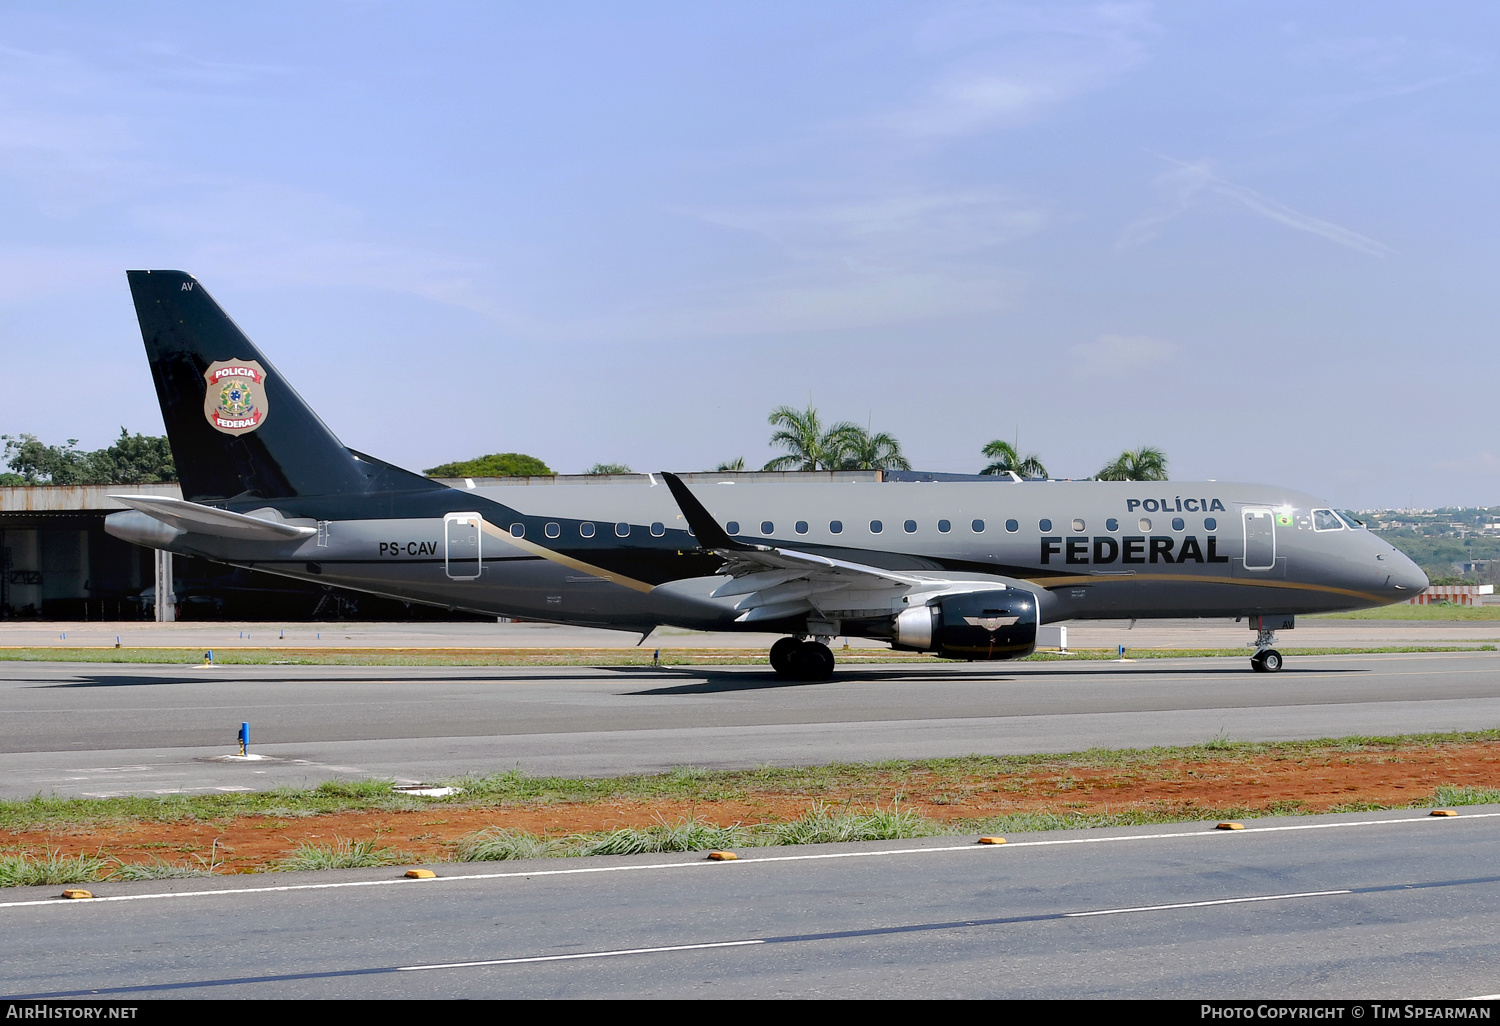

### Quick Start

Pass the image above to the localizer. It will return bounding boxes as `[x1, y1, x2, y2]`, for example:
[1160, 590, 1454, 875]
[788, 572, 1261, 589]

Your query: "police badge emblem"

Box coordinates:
[203, 359, 269, 434]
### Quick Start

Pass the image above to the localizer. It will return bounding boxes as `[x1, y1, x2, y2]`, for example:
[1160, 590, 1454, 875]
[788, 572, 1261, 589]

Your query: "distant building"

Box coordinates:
[0, 484, 485, 622]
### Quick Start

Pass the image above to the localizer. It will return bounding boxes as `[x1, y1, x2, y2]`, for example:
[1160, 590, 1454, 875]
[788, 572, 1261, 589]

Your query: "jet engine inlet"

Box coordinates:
[891, 590, 1038, 660]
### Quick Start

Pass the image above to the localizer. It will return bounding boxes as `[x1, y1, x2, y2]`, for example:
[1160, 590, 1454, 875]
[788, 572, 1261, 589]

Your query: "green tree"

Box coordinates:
[424, 453, 554, 477]
[585, 462, 633, 475]
[2, 434, 84, 484]
[1, 430, 175, 484]
[832, 424, 911, 471]
[713, 457, 745, 471]
[0, 472, 23, 486]
[763, 405, 846, 471]
[1096, 446, 1168, 481]
[86, 429, 177, 484]
[980, 440, 1047, 479]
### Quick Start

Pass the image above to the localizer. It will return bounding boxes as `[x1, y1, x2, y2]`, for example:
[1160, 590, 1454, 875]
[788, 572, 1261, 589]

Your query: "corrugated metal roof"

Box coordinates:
[2, 470, 890, 510]
[0, 484, 183, 512]
[435, 470, 884, 488]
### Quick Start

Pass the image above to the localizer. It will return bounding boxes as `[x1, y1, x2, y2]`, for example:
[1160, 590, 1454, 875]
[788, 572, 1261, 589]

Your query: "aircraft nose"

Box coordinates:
[1383, 547, 1428, 596]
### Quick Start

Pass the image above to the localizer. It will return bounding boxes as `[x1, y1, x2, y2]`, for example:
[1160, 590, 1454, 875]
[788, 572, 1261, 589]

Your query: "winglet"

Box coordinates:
[660, 472, 752, 551]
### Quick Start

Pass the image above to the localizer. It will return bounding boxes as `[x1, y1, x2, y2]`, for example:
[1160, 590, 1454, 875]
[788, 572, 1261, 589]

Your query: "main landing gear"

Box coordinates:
[769, 637, 836, 681]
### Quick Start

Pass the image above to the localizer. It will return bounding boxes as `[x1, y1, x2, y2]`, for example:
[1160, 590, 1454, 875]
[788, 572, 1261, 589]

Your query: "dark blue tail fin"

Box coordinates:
[127, 270, 441, 504]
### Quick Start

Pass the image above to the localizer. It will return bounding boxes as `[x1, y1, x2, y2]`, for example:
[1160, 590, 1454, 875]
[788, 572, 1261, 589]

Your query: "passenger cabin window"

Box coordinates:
[1139, 518, 1152, 532]
[795, 521, 809, 534]
[650, 522, 665, 537]
[1204, 517, 1217, 530]
[726, 521, 740, 535]
[1106, 518, 1119, 532]
[544, 522, 560, 539]
[1005, 519, 1018, 533]
[1071, 518, 1085, 532]
[1313, 509, 1344, 531]
[972, 519, 985, 533]
[903, 519, 917, 533]
[870, 520, 883, 534]
[510, 523, 525, 538]
[580, 522, 595, 538]
[615, 522, 630, 538]
[1172, 517, 1185, 531]
[829, 520, 843, 534]
[761, 521, 774, 535]
[937, 519, 951, 533]
[1039, 519, 1052, 532]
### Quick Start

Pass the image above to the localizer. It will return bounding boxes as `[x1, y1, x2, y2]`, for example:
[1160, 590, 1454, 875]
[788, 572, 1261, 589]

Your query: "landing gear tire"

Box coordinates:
[1251, 649, 1283, 673]
[769, 637, 800, 678]
[791, 640, 836, 681]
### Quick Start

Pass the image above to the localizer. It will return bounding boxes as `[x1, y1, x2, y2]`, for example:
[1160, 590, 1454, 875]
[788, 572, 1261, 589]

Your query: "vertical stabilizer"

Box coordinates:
[128, 270, 405, 503]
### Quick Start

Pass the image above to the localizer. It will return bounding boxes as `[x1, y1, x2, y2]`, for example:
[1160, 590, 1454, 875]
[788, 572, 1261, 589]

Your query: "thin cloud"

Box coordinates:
[880, 2, 1155, 138]
[628, 187, 1046, 337]
[1118, 157, 1395, 257]
[1431, 451, 1500, 474]
[1069, 333, 1174, 376]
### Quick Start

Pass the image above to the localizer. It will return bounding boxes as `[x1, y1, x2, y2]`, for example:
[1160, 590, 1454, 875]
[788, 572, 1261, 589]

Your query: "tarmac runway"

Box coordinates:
[2, 650, 1498, 798]
[3, 807, 1498, 998]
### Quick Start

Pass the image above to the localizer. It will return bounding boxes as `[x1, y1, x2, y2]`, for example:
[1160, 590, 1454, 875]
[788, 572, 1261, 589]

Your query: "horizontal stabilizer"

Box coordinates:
[110, 494, 316, 541]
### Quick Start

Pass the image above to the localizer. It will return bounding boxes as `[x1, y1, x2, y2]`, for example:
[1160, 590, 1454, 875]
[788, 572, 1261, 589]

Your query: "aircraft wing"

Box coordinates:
[661, 472, 1017, 623]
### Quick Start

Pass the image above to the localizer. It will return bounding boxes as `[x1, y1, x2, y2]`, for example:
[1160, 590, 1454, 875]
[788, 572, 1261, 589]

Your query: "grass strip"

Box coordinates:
[6, 780, 1498, 884]
[270, 837, 416, 872]
[0, 849, 111, 887]
[452, 784, 1500, 863]
[3, 729, 1497, 837]
[1313, 605, 1500, 621]
[0, 643, 1491, 666]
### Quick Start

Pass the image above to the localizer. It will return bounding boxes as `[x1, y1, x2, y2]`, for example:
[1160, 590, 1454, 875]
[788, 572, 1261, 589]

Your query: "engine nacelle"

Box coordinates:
[891, 589, 1038, 660]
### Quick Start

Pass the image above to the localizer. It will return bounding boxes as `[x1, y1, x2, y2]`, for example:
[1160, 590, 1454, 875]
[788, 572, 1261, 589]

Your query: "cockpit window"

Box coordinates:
[1312, 509, 1343, 532]
[1337, 511, 1368, 530]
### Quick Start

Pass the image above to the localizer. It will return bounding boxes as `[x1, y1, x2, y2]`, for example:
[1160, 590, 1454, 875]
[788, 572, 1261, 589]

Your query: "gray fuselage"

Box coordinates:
[107, 476, 1428, 638]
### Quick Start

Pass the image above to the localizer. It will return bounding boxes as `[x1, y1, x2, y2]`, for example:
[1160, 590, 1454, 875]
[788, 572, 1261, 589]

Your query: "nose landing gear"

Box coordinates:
[769, 637, 836, 681]
[1246, 615, 1293, 673]
[1250, 629, 1284, 672]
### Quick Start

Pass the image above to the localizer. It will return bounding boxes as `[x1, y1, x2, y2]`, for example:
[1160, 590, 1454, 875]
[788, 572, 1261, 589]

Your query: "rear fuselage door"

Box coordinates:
[445, 513, 483, 580]
[1242, 508, 1275, 570]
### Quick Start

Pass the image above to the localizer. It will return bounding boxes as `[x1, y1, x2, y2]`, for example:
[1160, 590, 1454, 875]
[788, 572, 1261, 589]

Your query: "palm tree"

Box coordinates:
[832, 424, 911, 471]
[1096, 446, 1168, 481]
[980, 439, 1047, 478]
[714, 457, 745, 471]
[763, 405, 845, 471]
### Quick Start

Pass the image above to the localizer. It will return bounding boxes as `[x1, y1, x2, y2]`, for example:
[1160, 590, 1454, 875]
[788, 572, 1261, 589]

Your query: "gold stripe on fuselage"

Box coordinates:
[478, 520, 657, 594]
[1028, 571, 1391, 606]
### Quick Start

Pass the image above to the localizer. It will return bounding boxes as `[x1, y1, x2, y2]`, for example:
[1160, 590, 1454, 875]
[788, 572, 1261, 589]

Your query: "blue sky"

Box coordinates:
[0, 2, 1495, 508]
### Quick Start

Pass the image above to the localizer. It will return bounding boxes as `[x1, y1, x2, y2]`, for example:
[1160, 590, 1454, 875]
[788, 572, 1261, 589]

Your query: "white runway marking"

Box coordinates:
[1065, 889, 1352, 917]
[397, 939, 765, 971]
